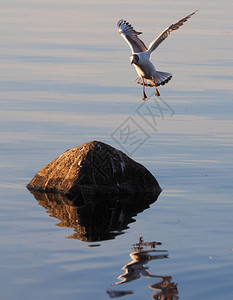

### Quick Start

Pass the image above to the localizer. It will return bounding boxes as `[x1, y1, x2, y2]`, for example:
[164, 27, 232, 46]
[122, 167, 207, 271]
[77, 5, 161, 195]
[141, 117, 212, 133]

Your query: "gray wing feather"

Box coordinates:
[117, 19, 147, 53]
[148, 10, 197, 55]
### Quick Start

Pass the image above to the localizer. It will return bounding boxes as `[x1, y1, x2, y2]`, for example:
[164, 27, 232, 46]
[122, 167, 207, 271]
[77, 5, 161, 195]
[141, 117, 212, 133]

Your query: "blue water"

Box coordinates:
[0, 0, 233, 299]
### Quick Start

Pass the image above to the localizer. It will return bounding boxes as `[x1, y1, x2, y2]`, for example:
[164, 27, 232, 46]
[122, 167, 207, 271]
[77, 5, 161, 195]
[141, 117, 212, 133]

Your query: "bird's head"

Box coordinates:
[130, 54, 139, 65]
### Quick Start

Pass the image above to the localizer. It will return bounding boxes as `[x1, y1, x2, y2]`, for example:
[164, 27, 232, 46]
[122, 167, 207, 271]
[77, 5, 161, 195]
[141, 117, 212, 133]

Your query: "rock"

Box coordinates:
[27, 141, 161, 200]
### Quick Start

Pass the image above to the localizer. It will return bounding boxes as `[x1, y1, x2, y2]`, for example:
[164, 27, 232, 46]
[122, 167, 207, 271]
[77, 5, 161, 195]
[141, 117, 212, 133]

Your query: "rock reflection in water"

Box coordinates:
[108, 237, 178, 299]
[29, 190, 160, 242]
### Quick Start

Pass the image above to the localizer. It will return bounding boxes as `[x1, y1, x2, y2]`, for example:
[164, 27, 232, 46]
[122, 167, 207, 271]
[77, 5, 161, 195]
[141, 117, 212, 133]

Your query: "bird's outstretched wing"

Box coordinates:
[117, 19, 147, 53]
[148, 10, 197, 55]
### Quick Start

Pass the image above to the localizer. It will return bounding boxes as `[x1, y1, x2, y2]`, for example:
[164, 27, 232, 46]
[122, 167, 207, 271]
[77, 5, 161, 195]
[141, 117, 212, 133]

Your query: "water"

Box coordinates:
[0, 0, 233, 299]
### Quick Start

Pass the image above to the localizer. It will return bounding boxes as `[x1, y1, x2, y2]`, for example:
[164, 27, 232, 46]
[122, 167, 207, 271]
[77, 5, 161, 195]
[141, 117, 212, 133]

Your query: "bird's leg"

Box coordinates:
[142, 78, 147, 100]
[152, 79, 160, 97]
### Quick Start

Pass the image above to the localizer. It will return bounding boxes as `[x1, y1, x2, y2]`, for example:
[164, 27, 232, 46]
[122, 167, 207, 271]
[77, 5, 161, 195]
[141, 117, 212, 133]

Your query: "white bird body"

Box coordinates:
[117, 11, 197, 99]
[132, 51, 156, 79]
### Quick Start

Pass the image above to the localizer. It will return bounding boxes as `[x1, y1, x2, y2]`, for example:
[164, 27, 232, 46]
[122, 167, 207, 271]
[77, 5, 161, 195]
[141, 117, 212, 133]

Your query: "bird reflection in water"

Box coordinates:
[107, 237, 178, 299]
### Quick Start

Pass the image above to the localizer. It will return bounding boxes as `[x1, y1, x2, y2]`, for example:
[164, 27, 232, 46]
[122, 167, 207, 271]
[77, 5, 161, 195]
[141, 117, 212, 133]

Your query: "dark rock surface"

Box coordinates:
[27, 140, 161, 200]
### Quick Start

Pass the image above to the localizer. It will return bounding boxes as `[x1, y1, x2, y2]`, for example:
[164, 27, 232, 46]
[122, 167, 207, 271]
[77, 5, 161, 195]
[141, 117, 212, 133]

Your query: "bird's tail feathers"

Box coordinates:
[136, 71, 172, 87]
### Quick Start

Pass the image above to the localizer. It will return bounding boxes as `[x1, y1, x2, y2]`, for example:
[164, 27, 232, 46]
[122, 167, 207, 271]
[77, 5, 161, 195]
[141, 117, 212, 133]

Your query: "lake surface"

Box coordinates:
[0, 0, 233, 299]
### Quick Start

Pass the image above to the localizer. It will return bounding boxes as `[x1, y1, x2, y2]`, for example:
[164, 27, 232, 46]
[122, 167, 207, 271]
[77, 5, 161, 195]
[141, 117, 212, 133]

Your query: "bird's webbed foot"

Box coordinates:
[142, 91, 147, 100]
[155, 87, 160, 97]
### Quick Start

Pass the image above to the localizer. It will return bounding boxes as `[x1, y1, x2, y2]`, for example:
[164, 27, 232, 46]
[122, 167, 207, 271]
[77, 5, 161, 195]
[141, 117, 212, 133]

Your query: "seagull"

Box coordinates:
[117, 11, 197, 100]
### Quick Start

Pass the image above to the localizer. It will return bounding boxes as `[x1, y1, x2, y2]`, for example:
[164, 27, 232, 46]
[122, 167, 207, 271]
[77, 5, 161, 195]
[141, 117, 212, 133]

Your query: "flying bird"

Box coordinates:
[117, 11, 197, 100]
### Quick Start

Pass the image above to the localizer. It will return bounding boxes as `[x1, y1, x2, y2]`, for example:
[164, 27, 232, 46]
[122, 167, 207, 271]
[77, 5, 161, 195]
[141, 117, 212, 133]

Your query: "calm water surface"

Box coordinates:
[0, 0, 233, 299]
